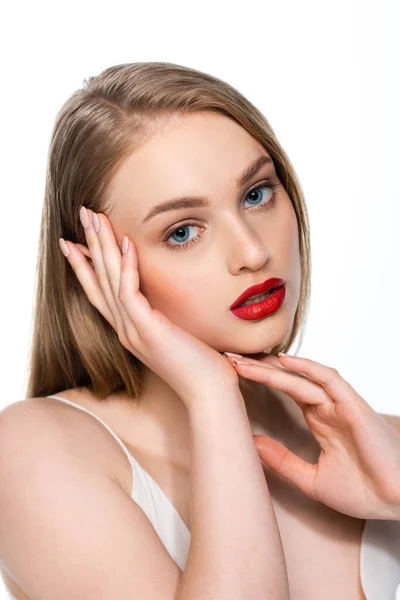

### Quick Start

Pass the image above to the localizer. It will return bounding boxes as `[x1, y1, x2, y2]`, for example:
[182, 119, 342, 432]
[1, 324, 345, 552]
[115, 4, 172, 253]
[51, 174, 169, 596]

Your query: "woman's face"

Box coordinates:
[107, 111, 301, 356]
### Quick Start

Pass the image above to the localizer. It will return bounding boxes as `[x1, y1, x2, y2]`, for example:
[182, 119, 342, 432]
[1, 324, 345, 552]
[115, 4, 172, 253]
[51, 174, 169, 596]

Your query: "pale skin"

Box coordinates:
[9, 111, 398, 598]
[69, 111, 400, 508]
[71, 111, 305, 474]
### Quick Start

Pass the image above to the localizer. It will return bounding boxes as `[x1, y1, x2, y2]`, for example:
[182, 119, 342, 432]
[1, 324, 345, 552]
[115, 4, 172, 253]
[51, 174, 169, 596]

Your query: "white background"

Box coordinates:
[0, 0, 399, 595]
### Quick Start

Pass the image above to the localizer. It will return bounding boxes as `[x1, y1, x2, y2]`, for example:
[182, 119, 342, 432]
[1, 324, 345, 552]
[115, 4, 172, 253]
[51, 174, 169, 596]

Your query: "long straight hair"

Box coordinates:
[25, 62, 311, 401]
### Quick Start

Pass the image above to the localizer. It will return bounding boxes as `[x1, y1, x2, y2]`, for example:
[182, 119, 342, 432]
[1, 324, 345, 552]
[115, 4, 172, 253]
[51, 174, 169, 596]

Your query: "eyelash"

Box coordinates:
[161, 181, 282, 252]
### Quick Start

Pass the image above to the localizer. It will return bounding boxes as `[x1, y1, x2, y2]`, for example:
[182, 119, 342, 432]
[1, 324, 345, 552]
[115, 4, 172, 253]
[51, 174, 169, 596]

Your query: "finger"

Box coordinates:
[80, 209, 142, 350]
[91, 210, 151, 350]
[81, 208, 122, 329]
[260, 354, 294, 369]
[61, 241, 116, 327]
[231, 360, 331, 406]
[116, 233, 165, 340]
[74, 243, 92, 260]
[96, 213, 161, 343]
[253, 434, 317, 499]
[274, 354, 363, 404]
[230, 353, 309, 379]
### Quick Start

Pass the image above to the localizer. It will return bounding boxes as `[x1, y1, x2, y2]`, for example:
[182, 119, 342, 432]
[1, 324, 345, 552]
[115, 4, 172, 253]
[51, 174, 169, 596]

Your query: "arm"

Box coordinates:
[0, 401, 183, 599]
[176, 389, 289, 599]
[0, 393, 289, 600]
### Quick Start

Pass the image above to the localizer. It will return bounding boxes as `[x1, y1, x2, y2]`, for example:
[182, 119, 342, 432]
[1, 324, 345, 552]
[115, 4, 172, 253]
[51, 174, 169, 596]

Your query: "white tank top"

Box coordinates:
[3, 394, 400, 599]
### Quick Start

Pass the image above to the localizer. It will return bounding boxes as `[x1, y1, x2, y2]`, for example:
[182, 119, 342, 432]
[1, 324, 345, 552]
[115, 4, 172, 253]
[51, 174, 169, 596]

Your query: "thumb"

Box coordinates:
[253, 434, 317, 499]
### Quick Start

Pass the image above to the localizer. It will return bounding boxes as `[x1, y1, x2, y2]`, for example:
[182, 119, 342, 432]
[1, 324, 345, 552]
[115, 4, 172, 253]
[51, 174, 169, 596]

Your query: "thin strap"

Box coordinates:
[46, 394, 136, 495]
[45, 395, 191, 539]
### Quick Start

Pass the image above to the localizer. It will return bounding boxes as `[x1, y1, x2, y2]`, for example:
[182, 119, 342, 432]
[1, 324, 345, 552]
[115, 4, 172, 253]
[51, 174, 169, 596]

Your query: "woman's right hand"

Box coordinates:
[59, 207, 240, 408]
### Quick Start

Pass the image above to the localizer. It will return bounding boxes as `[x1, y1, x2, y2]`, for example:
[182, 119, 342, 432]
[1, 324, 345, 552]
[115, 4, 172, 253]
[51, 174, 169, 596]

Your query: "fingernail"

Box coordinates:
[92, 212, 100, 233]
[235, 361, 273, 368]
[122, 236, 129, 254]
[59, 238, 69, 257]
[278, 352, 291, 357]
[224, 352, 243, 358]
[80, 206, 90, 229]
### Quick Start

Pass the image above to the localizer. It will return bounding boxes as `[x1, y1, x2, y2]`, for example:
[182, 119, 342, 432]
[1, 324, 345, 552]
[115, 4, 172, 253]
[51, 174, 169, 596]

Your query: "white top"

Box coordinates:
[3, 394, 400, 599]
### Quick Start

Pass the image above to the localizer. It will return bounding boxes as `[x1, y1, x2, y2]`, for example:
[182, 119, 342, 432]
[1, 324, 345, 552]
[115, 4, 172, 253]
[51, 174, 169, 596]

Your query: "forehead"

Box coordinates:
[107, 112, 271, 221]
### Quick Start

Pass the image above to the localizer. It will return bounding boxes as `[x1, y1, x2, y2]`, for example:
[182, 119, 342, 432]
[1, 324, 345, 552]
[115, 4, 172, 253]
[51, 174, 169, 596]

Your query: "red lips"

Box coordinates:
[230, 278, 285, 310]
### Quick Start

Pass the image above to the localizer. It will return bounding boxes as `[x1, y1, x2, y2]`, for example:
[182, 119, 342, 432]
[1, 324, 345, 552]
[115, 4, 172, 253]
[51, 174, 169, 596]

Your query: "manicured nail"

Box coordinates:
[224, 352, 243, 358]
[278, 352, 291, 357]
[122, 236, 129, 254]
[92, 212, 100, 233]
[234, 361, 274, 368]
[80, 205, 90, 229]
[59, 238, 69, 257]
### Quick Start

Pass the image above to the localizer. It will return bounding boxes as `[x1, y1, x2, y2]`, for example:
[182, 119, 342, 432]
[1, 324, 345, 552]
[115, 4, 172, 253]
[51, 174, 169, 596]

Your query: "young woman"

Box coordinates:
[1, 61, 399, 600]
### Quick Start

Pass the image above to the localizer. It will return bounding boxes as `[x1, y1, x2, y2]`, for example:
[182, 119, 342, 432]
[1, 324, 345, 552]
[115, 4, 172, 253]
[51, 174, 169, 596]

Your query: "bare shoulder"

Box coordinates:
[0, 397, 124, 488]
[0, 399, 182, 599]
[378, 412, 400, 434]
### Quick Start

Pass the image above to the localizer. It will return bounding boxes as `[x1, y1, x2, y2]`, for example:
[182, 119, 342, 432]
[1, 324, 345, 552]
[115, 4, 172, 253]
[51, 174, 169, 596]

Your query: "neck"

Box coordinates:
[125, 366, 312, 472]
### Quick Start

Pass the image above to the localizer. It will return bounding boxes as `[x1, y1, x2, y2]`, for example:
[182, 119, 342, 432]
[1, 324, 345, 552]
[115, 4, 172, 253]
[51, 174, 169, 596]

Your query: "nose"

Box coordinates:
[227, 221, 270, 273]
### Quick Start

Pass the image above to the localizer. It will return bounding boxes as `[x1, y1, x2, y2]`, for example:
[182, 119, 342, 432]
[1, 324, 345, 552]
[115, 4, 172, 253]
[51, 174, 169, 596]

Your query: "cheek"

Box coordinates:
[286, 205, 302, 301]
[269, 198, 302, 301]
[137, 258, 203, 319]
[137, 254, 223, 342]
[289, 210, 301, 263]
[270, 199, 300, 262]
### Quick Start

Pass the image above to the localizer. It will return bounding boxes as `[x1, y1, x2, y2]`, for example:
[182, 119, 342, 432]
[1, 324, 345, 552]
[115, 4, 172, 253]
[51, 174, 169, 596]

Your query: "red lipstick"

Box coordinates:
[230, 278, 285, 310]
[230, 278, 286, 321]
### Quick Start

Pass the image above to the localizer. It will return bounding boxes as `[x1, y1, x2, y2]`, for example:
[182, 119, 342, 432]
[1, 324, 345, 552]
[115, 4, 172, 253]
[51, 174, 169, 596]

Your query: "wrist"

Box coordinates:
[185, 386, 245, 420]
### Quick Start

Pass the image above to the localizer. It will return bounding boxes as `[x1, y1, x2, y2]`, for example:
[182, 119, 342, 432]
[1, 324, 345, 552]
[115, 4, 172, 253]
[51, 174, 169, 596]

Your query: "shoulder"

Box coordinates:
[0, 396, 106, 443]
[0, 400, 182, 600]
[0, 398, 124, 489]
[378, 412, 400, 434]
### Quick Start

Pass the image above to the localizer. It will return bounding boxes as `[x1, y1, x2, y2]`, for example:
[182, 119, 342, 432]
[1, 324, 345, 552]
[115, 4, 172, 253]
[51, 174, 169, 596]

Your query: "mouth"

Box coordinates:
[237, 288, 278, 307]
[230, 284, 286, 320]
[230, 277, 285, 310]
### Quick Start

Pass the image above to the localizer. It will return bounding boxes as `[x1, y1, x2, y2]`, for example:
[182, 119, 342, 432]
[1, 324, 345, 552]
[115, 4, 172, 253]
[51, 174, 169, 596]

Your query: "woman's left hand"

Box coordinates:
[224, 352, 400, 520]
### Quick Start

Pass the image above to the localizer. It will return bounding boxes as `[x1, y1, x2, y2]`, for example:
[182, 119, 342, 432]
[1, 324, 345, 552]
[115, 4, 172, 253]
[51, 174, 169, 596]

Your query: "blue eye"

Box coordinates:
[162, 181, 281, 252]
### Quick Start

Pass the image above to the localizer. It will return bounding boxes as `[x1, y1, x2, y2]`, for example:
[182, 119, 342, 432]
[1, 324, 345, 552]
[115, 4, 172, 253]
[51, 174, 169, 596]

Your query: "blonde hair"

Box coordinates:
[25, 61, 311, 401]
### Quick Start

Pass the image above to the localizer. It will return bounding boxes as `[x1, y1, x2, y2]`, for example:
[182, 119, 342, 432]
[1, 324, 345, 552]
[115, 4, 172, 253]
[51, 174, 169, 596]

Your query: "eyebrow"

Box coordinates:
[141, 154, 274, 224]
